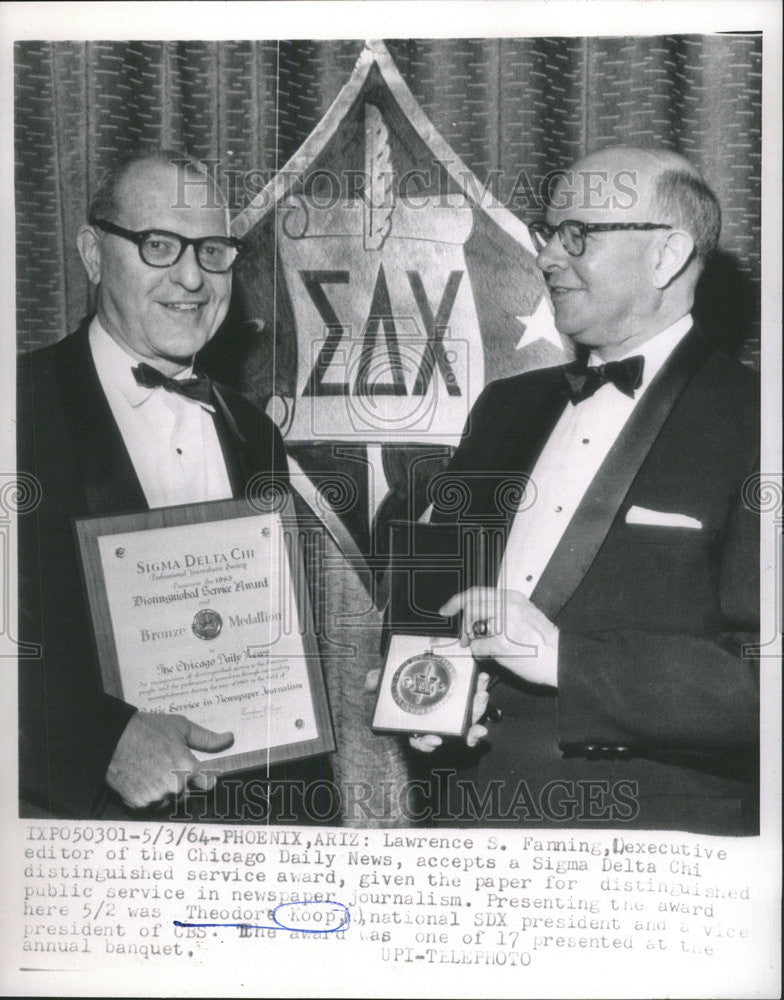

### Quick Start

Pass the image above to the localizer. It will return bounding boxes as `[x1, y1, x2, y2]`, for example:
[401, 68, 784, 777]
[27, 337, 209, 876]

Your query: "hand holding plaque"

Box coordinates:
[106, 711, 235, 809]
[75, 496, 334, 778]
[442, 586, 559, 688]
[372, 521, 487, 738]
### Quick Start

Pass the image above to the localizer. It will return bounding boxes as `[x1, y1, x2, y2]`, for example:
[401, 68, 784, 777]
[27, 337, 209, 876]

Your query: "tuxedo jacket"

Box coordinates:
[426, 327, 760, 834]
[17, 321, 292, 818]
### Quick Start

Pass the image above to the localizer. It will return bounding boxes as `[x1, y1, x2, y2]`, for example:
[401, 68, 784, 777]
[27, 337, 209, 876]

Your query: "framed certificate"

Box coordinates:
[74, 494, 335, 773]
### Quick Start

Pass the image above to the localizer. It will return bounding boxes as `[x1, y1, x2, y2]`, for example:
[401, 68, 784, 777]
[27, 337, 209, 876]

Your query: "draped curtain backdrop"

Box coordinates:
[16, 35, 761, 369]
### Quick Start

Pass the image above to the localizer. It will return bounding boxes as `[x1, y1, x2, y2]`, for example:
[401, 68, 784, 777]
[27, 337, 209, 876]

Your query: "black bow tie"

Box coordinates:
[132, 362, 214, 405]
[564, 355, 644, 404]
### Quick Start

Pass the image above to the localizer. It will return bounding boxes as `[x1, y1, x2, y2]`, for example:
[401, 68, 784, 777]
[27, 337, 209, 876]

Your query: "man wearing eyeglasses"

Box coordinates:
[18, 150, 294, 819]
[416, 146, 759, 835]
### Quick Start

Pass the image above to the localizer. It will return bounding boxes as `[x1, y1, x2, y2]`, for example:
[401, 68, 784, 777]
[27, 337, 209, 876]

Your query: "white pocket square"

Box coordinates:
[625, 505, 703, 529]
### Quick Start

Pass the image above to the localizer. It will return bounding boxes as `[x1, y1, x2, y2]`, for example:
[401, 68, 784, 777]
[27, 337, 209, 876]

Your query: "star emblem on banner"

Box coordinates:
[514, 292, 563, 352]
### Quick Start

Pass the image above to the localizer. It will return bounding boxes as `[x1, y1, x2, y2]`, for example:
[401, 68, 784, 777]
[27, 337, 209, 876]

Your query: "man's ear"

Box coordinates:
[77, 225, 102, 285]
[652, 228, 695, 288]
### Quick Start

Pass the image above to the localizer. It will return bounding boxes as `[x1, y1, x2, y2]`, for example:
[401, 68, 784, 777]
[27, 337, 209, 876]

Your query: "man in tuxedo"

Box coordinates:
[415, 146, 759, 834]
[18, 150, 300, 819]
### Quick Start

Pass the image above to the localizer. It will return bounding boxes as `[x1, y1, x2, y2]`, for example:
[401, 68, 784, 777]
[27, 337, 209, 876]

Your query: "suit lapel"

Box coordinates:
[531, 328, 712, 620]
[483, 379, 571, 585]
[210, 385, 251, 496]
[54, 324, 147, 516]
[496, 373, 572, 486]
[461, 368, 572, 524]
[56, 330, 258, 511]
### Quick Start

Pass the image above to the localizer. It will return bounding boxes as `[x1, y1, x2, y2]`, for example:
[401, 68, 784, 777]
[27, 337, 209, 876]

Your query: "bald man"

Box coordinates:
[415, 147, 759, 834]
[18, 150, 299, 819]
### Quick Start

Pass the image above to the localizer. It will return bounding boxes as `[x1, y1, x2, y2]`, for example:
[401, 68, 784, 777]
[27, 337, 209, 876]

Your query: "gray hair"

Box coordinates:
[652, 168, 721, 263]
[88, 148, 222, 224]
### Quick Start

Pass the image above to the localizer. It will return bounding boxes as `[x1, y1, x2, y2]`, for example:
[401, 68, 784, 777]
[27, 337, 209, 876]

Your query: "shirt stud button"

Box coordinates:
[176, 448, 183, 455]
[582, 438, 590, 444]
[555, 505, 563, 513]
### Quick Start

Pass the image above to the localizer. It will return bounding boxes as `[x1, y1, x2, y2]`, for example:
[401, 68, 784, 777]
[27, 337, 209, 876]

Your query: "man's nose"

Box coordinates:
[168, 244, 204, 290]
[535, 232, 569, 273]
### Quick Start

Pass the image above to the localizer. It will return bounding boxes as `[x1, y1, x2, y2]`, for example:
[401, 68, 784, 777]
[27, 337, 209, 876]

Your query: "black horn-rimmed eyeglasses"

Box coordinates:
[529, 220, 673, 257]
[91, 219, 245, 273]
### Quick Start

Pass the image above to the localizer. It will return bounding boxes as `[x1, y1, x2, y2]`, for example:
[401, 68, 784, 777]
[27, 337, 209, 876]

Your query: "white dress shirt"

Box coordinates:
[89, 318, 233, 508]
[499, 314, 693, 598]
